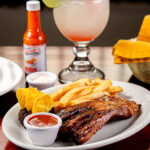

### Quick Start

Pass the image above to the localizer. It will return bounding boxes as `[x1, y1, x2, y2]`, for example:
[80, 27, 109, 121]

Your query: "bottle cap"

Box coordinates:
[26, 1, 40, 11]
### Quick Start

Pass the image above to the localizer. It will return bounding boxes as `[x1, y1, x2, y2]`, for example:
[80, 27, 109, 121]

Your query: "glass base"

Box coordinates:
[58, 67, 105, 84]
[58, 42, 105, 84]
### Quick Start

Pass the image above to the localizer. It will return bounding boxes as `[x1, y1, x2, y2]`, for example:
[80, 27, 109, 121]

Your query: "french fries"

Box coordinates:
[59, 86, 96, 107]
[93, 78, 104, 85]
[51, 78, 92, 101]
[70, 92, 110, 106]
[93, 79, 112, 93]
[108, 86, 123, 94]
[52, 78, 123, 112]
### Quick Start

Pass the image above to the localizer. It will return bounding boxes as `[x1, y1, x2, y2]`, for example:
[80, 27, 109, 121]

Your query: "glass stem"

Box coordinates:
[69, 42, 94, 72]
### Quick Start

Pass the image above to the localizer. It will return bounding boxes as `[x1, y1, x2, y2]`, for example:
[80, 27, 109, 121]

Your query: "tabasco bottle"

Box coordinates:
[23, 1, 47, 75]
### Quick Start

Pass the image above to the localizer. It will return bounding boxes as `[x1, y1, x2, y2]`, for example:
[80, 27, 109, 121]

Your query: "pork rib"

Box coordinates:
[57, 95, 140, 144]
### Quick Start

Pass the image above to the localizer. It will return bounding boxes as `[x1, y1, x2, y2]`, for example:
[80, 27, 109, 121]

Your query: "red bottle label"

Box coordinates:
[23, 44, 47, 74]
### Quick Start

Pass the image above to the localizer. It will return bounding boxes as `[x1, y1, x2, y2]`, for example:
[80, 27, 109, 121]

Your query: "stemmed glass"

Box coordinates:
[53, 0, 110, 83]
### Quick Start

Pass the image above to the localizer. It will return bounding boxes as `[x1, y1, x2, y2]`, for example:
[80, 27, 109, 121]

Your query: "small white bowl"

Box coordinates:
[26, 72, 58, 90]
[24, 112, 62, 146]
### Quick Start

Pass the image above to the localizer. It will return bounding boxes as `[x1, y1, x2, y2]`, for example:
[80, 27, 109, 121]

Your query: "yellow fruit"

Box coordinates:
[16, 88, 28, 109]
[25, 89, 35, 111]
[17, 87, 47, 111]
[32, 94, 54, 114]
[113, 40, 150, 59]
[138, 15, 150, 42]
[28, 87, 44, 98]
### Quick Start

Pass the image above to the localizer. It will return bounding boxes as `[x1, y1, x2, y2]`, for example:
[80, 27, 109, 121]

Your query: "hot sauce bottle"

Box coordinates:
[23, 1, 47, 75]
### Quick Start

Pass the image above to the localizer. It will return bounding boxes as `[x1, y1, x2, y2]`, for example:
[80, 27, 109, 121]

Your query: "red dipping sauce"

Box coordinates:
[28, 115, 58, 128]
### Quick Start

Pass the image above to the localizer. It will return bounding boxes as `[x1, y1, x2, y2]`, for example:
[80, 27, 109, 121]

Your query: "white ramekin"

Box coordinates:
[24, 112, 62, 146]
[26, 72, 58, 90]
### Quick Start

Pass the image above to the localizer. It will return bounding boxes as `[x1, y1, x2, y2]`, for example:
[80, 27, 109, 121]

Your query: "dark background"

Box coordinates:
[0, 0, 150, 46]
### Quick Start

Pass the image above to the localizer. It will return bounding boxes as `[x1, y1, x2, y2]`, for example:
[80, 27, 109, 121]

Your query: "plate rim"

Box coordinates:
[0, 57, 23, 96]
[2, 81, 150, 150]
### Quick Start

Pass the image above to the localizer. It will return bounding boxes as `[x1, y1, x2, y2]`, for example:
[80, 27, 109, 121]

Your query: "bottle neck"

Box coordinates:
[27, 10, 41, 30]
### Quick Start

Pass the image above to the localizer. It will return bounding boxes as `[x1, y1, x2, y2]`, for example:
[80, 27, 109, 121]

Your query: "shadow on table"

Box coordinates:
[129, 76, 150, 90]
[0, 90, 17, 117]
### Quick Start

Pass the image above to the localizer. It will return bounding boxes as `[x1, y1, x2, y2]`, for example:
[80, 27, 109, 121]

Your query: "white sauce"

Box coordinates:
[32, 75, 53, 83]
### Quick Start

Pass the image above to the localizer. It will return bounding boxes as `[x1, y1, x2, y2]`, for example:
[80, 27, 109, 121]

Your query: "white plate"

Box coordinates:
[2, 81, 150, 150]
[0, 57, 23, 96]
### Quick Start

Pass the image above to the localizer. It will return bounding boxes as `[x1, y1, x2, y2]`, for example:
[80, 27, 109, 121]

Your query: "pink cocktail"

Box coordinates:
[53, 0, 110, 83]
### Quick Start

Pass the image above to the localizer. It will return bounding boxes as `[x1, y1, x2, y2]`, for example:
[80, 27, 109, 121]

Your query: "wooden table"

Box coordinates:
[0, 46, 149, 150]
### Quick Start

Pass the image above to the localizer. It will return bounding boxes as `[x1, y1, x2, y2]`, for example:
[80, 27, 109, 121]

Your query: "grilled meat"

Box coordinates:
[57, 95, 141, 145]
[19, 108, 31, 126]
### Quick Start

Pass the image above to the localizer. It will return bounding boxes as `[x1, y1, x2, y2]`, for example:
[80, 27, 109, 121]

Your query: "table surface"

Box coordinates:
[0, 46, 149, 150]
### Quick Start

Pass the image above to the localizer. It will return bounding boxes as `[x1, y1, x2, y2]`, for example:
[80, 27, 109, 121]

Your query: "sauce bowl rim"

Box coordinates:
[24, 112, 62, 130]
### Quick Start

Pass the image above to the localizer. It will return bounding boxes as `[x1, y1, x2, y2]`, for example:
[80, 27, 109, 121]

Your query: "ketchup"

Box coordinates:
[23, 1, 47, 75]
[28, 115, 58, 128]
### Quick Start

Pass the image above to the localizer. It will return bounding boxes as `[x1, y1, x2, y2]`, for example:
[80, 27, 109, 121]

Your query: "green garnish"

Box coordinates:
[42, 0, 59, 8]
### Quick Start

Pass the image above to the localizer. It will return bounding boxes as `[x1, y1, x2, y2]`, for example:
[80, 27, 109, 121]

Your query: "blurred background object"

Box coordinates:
[0, 0, 150, 46]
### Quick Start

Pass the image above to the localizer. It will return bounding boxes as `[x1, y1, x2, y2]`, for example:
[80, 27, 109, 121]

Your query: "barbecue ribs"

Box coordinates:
[57, 95, 141, 145]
